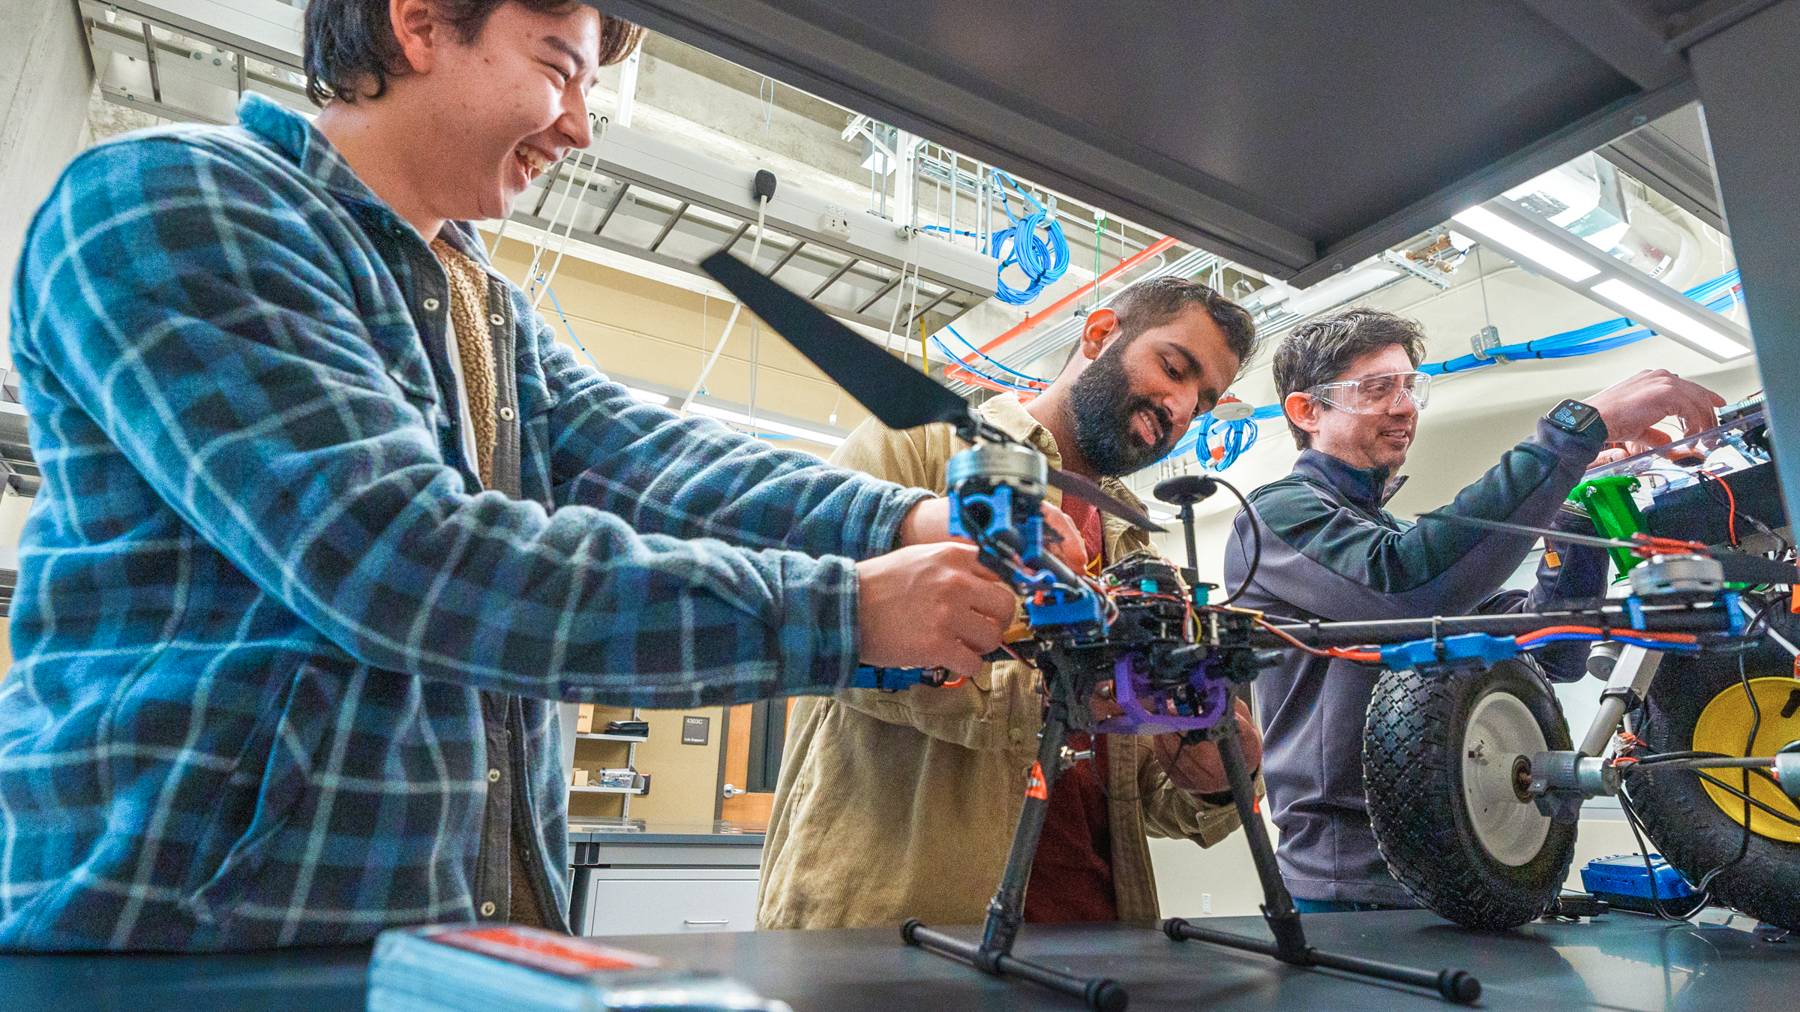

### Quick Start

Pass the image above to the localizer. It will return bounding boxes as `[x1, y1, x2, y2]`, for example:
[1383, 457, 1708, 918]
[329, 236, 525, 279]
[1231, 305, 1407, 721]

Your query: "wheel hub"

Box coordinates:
[1461, 690, 1553, 866]
[1510, 754, 1534, 802]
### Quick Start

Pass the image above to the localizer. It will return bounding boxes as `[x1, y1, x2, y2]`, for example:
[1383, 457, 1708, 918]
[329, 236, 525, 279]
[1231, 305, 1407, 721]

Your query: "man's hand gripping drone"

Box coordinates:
[699, 252, 1776, 1010]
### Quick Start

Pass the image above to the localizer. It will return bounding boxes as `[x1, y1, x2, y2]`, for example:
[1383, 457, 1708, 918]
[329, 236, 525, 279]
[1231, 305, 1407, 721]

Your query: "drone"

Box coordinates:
[699, 251, 1783, 1010]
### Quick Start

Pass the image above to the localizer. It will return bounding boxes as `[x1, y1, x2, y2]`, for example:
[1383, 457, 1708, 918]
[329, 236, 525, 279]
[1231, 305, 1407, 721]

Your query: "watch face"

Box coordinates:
[1552, 400, 1595, 432]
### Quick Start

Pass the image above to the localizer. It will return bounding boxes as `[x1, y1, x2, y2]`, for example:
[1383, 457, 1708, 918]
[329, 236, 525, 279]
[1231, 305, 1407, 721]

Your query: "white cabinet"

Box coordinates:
[581, 868, 759, 936]
[569, 825, 765, 937]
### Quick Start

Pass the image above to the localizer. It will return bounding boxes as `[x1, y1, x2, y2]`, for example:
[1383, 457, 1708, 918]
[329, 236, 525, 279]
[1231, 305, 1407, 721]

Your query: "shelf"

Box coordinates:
[570, 771, 652, 796]
[576, 732, 649, 742]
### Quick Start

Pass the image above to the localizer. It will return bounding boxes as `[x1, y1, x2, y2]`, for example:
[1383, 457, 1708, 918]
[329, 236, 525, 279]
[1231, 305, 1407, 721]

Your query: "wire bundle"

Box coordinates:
[929, 325, 1050, 394]
[988, 170, 1070, 305]
[1513, 624, 1701, 654]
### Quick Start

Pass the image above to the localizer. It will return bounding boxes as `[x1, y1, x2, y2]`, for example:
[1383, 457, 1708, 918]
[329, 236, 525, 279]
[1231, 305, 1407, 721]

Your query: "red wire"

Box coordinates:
[1513, 624, 1699, 646]
[1255, 617, 1700, 664]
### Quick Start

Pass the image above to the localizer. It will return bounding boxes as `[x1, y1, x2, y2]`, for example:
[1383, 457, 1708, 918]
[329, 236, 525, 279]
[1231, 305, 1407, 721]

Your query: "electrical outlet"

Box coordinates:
[819, 204, 852, 238]
[1201, 893, 1213, 914]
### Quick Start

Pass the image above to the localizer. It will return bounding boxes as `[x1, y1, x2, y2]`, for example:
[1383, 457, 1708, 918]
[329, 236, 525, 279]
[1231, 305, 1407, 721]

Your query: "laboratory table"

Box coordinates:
[5, 909, 1793, 1011]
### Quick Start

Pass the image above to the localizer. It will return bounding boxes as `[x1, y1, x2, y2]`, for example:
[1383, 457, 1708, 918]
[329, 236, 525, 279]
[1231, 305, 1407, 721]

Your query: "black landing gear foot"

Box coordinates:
[1162, 916, 1480, 1004]
[1160, 720, 1481, 1005]
[903, 919, 1127, 1012]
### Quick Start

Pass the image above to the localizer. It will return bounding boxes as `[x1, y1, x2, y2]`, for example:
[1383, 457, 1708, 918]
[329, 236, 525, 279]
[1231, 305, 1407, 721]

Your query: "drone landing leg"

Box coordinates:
[902, 707, 1128, 1012]
[1162, 721, 1481, 1005]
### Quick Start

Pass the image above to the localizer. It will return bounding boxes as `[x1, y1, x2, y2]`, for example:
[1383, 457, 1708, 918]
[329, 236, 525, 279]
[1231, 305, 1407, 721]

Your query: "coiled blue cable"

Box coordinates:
[988, 170, 1069, 305]
[1192, 404, 1284, 471]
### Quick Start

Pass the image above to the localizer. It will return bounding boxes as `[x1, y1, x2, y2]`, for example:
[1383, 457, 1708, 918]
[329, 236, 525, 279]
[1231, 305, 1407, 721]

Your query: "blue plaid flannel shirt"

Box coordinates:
[0, 94, 927, 951]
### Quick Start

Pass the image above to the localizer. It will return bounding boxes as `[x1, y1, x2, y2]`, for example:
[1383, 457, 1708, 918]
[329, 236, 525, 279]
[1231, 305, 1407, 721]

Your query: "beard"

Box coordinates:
[1066, 342, 1177, 476]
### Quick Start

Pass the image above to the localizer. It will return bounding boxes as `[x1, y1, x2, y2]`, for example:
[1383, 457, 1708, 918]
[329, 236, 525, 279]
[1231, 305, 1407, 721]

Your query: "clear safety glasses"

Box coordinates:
[1307, 370, 1432, 415]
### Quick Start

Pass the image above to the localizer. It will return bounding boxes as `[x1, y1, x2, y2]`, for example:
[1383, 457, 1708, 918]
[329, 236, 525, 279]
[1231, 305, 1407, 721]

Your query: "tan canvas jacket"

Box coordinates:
[757, 394, 1246, 930]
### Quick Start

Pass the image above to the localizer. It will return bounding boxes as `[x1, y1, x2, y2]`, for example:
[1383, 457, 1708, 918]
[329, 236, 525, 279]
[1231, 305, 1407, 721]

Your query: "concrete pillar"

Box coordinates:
[1, 0, 95, 367]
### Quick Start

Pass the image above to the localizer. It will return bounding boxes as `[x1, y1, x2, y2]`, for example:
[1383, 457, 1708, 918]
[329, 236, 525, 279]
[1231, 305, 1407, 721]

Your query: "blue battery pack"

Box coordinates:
[1580, 853, 1698, 914]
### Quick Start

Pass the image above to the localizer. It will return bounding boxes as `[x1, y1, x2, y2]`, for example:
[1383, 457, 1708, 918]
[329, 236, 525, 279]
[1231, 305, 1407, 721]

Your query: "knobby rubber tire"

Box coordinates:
[1364, 661, 1577, 929]
[1630, 645, 1800, 932]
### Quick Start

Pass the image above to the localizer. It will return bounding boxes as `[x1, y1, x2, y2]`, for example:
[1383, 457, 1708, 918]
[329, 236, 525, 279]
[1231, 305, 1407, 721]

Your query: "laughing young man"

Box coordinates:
[0, 0, 1042, 950]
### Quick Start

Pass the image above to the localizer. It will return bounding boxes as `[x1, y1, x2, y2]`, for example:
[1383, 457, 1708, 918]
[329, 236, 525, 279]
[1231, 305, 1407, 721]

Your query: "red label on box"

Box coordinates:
[430, 926, 664, 977]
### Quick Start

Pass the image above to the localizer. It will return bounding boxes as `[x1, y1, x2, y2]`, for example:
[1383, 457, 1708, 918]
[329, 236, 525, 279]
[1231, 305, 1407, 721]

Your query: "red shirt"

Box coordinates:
[1022, 494, 1119, 923]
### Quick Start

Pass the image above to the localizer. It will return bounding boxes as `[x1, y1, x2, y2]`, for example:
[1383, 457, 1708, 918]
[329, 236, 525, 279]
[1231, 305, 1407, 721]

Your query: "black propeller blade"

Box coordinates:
[1048, 469, 1164, 533]
[699, 251, 972, 433]
[1415, 513, 1646, 551]
[1416, 513, 1797, 586]
[1714, 554, 1800, 586]
[700, 251, 1164, 533]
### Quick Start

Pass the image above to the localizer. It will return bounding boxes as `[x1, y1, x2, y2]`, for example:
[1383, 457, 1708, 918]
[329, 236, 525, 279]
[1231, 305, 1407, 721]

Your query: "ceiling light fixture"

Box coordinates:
[687, 403, 847, 446]
[623, 384, 843, 444]
[1449, 198, 1752, 362]
[623, 384, 844, 445]
[622, 386, 672, 406]
[1588, 279, 1751, 359]
[1450, 206, 1599, 282]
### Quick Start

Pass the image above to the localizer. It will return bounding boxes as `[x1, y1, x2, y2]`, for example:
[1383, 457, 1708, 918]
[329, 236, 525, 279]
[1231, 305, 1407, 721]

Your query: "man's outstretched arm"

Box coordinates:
[12, 138, 1004, 705]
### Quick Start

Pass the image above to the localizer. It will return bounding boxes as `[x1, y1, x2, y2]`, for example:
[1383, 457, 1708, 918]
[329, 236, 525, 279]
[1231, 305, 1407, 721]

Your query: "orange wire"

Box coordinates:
[1253, 617, 1381, 663]
[1701, 471, 1739, 547]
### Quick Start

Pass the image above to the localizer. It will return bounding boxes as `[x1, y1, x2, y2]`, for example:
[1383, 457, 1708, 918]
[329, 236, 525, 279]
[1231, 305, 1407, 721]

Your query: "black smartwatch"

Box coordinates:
[1545, 398, 1605, 439]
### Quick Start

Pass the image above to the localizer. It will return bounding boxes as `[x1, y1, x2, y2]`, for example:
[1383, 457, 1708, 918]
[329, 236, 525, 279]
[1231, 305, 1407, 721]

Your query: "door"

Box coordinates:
[718, 698, 793, 825]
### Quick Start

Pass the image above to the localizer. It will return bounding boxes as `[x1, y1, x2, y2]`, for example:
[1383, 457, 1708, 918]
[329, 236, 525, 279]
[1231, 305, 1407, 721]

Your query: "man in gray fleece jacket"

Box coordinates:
[1223, 309, 1724, 910]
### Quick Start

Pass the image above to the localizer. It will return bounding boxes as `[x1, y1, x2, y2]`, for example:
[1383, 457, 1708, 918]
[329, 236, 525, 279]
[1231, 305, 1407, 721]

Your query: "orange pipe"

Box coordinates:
[947, 235, 1178, 384]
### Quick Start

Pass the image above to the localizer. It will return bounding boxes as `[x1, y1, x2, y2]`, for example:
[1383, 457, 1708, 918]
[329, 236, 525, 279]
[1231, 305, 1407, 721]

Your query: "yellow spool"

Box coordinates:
[1689, 676, 1800, 844]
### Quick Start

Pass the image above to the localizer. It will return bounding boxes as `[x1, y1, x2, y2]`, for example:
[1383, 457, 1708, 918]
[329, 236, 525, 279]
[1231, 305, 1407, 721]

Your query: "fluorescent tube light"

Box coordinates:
[622, 386, 672, 405]
[618, 384, 843, 445]
[1589, 279, 1751, 359]
[1452, 206, 1599, 283]
[687, 402, 847, 446]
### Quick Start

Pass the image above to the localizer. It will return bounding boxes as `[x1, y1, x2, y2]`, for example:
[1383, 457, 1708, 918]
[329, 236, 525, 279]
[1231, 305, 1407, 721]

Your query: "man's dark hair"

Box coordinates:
[1272, 308, 1427, 449]
[304, 0, 645, 105]
[1081, 275, 1259, 378]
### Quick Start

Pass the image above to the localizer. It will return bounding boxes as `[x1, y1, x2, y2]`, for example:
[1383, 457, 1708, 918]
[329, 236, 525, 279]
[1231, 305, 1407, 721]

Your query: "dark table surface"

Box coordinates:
[7, 909, 1794, 1011]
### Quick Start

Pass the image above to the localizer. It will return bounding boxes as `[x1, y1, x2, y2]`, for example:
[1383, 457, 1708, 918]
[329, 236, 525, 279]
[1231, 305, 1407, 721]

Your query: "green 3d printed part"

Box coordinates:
[1571, 475, 1647, 577]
